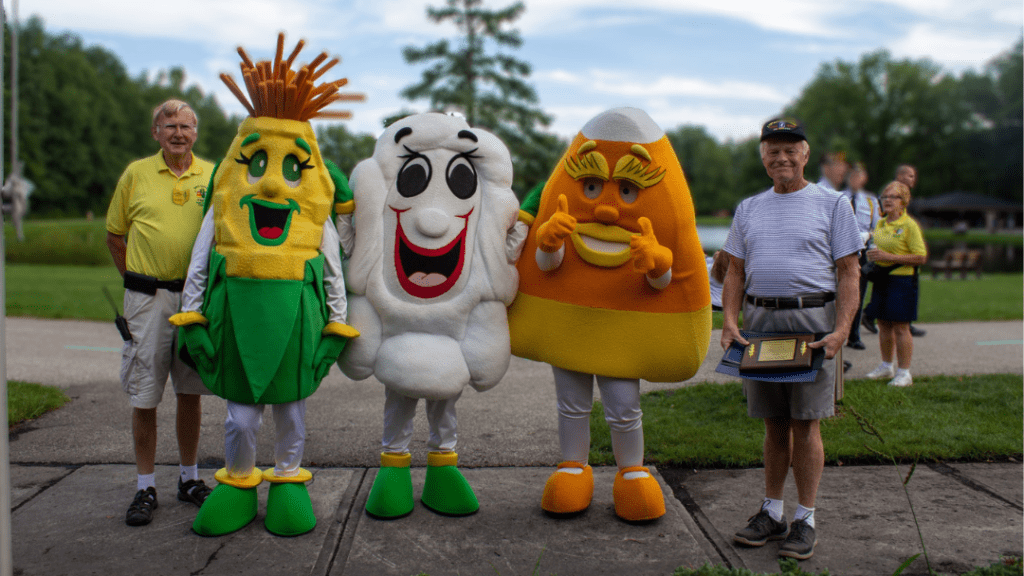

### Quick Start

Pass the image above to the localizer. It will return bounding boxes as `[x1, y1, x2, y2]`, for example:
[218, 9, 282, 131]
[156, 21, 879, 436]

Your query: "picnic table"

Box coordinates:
[929, 248, 983, 279]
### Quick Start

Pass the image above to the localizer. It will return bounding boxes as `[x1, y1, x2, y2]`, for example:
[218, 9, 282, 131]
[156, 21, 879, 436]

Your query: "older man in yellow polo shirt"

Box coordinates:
[106, 99, 213, 527]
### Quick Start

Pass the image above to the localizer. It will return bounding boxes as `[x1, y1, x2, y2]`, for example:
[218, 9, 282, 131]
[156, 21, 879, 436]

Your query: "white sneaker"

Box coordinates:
[866, 364, 895, 379]
[888, 372, 913, 387]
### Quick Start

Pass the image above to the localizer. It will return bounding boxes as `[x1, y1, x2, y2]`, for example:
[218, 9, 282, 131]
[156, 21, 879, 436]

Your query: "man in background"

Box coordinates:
[106, 99, 213, 527]
[817, 152, 849, 192]
[843, 163, 879, 350]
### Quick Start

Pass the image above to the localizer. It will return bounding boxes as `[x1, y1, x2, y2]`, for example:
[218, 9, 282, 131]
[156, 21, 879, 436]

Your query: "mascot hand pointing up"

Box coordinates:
[338, 113, 523, 518]
[170, 34, 360, 536]
[509, 107, 711, 522]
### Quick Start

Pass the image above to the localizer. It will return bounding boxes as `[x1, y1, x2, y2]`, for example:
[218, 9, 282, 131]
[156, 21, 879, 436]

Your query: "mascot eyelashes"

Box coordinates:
[170, 34, 360, 536]
[508, 107, 711, 522]
[337, 113, 524, 518]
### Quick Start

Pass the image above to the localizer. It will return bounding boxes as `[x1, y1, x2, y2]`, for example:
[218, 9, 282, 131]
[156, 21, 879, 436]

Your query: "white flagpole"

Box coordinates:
[0, 0, 12, 572]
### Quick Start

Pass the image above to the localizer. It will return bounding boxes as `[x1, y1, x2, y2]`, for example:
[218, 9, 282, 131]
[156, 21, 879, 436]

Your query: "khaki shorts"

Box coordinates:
[741, 300, 836, 420]
[120, 288, 209, 409]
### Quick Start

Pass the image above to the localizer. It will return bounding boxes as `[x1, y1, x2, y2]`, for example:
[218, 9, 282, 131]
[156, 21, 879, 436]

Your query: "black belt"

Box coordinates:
[745, 293, 834, 309]
[124, 271, 184, 294]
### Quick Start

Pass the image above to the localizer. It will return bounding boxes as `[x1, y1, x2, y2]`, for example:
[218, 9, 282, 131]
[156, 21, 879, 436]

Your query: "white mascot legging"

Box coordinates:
[553, 366, 644, 469]
[381, 388, 460, 454]
[225, 400, 306, 478]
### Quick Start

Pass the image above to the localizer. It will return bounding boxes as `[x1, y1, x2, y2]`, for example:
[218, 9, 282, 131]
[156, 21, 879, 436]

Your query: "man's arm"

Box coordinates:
[719, 253, 749, 350]
[106, 232, 128, 278]
[808, 253, 859, 359]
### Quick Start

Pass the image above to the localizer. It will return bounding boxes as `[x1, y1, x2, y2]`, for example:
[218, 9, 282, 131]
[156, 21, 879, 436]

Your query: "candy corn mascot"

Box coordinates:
[337, 113, 523, 518]
[170, 35, 360, 536]
[508, 108, 710, 521]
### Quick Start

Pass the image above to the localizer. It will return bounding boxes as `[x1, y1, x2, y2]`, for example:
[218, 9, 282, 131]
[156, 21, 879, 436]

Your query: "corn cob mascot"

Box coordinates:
[508, 108, 710, 522]
[169, 35, 360, 537]
[337, 113, 523, 519]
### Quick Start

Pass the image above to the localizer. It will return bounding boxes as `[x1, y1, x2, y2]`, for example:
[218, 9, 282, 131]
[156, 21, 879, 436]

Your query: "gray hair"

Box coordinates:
[759, 138, 809, 160]
[151, 99, 198, 129]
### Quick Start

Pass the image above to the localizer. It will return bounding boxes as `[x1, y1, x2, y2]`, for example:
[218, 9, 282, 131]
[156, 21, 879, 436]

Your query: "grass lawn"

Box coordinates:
[4, 263, 125, 321]
[4, 218, 112, 266]
[589, 374, 1023, 467]
[7, 381, 71, 428]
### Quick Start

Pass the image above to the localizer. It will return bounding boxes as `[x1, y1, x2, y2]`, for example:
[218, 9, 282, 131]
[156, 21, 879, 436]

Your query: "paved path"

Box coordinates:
[5, 317, 1023, 575]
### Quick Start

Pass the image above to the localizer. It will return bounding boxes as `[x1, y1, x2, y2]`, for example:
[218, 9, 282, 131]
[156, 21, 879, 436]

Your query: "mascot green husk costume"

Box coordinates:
[170, 34, 360, 536]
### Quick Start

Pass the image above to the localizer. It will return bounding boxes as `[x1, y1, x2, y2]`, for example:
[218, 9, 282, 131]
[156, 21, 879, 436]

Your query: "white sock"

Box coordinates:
[895, 368, 911, 378]
[880, 361, 894, 370]
[180, 464, 199, 483]
[137, 473, 156, 492]
[794, 504, 815, 528]
[762, 497, 784, 522]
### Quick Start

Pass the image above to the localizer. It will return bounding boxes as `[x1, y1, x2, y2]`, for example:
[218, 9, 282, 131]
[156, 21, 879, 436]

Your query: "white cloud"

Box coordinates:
[537, 69, 789, 103]
[887, 24, 1019, 70]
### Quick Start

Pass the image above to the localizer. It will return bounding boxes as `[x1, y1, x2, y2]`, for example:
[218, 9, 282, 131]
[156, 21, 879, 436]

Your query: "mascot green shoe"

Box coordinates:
[192, 468, 262, 536]
[365, 452, 414, 519]
[420, 452, 478, 516]
[264, 469, 316, 536]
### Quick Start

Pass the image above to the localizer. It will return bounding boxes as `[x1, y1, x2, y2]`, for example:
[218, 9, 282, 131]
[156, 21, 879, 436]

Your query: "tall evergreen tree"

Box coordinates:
[398, 0, 562, 197]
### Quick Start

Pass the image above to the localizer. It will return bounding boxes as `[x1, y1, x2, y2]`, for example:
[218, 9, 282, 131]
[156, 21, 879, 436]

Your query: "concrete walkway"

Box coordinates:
[6, 317, 1023, 575]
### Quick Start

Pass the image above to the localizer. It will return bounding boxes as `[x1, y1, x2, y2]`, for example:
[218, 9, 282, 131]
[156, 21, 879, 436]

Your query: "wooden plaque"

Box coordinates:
[739, 334, 815, 372]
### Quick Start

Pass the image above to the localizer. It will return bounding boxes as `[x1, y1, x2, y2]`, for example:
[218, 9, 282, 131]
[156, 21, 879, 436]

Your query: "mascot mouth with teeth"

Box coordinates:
[508, 107, 711, 522]
[337, 113, 523, 518]
[170, 34, 361, 537]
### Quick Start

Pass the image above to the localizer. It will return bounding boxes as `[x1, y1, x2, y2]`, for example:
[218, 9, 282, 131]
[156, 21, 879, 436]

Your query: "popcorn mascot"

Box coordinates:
[170, 35, 360, 536]
[337, 113, 523, 518]
[508, 108, 710, 521]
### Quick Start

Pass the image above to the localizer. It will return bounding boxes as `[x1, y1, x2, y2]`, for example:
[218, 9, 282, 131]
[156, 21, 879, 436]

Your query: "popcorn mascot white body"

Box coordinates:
[338, 113, 523, 517]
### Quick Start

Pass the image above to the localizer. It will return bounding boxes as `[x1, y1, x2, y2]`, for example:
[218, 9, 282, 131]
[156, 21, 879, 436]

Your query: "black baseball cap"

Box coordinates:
[760, 118, 806, 142]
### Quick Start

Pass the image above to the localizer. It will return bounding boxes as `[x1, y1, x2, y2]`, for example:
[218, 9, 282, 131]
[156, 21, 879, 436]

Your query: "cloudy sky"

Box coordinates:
[19, 0, 1024, 142]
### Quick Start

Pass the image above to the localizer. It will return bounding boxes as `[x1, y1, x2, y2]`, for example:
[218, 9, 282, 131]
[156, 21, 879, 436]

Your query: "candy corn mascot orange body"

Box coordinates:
[508, 108, 710, 521]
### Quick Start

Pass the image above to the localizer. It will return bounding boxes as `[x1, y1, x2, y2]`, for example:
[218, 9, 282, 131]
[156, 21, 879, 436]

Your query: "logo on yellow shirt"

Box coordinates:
[195, 185, 207, 207]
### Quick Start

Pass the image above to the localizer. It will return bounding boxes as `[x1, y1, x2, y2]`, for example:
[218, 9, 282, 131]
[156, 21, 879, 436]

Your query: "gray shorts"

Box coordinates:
[741, 300, 836, 420]
[120, 288, 210, 409]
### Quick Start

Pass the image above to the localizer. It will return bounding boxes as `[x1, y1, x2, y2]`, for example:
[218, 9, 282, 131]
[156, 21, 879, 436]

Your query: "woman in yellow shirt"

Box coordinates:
[864, 181, 927, 387]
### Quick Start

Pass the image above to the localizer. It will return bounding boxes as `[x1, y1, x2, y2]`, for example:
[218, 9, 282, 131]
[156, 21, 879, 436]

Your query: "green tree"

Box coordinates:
[955, 39, 1023, 200]
[782, 46, 1022, 201]
[315, 123, 377, 176]
[397, 0, 562, 196]
[666, 125, 737, 214]
[9, 17, 239, 216]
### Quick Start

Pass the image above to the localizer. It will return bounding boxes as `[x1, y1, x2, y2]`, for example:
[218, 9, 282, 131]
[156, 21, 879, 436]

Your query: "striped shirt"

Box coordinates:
[724, 182, 861, 297]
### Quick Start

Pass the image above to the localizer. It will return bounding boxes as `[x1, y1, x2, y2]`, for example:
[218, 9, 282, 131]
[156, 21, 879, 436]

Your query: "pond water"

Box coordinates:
[696, 225, 1022, 273]
[696, 225, 730, 253]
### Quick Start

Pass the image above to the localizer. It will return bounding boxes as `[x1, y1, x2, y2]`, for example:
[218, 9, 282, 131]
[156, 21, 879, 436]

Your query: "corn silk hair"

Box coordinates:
[220, 32, 364, 121]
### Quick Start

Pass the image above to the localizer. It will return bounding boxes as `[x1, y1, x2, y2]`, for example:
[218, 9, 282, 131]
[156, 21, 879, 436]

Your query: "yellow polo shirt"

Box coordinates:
[106, 151, 213, 280]
[872, 212, 926, 276]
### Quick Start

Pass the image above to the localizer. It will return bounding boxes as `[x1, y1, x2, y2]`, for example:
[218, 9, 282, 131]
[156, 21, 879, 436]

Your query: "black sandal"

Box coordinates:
[125, 487, 158, 526]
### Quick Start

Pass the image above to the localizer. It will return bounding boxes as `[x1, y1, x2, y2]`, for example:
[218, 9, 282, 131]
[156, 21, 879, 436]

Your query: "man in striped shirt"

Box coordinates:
[720, 119, 861, 561]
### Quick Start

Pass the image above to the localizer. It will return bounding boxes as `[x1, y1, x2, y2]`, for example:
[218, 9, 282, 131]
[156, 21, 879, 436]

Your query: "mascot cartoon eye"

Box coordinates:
[582, 177, 603, 199]
[238, 150, 269, 184]
[446, 154, 478, 200]
[398, 153, 432, 198]
[619, 181, 639, 204]
[282, 154, 312, 188]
